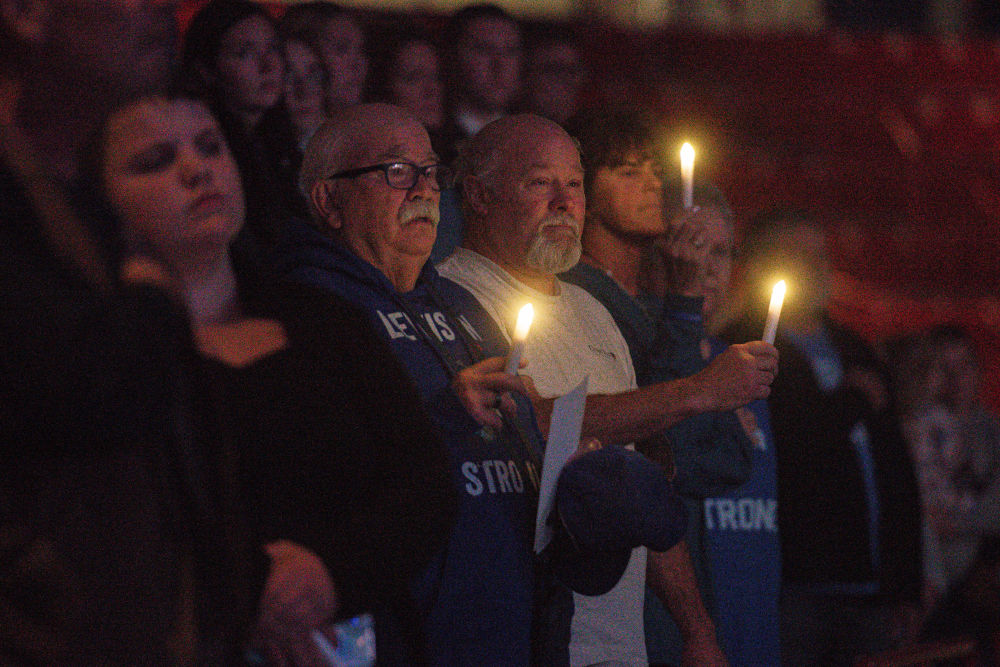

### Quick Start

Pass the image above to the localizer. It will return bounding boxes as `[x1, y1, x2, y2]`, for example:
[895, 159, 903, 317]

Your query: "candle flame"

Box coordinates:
[513, 303, 534, 341]
[680, 143, 695, 171]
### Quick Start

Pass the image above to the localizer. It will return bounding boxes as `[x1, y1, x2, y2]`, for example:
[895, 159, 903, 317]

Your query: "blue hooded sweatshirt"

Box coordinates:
[272, 218, 543, 665]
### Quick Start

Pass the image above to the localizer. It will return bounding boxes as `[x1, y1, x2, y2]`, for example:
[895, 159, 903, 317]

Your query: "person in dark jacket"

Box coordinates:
[271, 101, 547, 665]
[2, 1, 252, 662]
[96, 92, 458, 665]
[722, 208, 924, 666]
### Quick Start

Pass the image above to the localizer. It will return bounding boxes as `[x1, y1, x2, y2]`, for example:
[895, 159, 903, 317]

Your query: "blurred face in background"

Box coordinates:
[933, 339, 980, 412]
[214, 15, 284, 123]
[455, 16, 521, 113]
[758, 222, 831, 326]
[42, 0, 180, 99]
[284, 38, 327, 140]
[388, 40, 443, 131]
[524, 40, 586, 123]
[102, 97, 245, 271]
[316, 14, 368, 110]
[698, 207, 735, 320]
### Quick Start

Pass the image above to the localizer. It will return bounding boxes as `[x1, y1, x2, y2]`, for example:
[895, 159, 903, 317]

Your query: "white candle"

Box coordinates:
[505, 303, 534, 375]
[762, 280, 786, 344]
[680, 142, 695, 209]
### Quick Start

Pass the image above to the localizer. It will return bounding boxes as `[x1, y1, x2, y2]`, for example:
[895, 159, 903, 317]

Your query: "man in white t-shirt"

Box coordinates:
[437, 113, 779, 666]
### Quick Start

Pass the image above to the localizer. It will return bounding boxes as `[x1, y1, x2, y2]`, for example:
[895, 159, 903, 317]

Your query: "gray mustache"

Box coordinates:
[400, 200, 440, 226]
[539, 213, 580, 236]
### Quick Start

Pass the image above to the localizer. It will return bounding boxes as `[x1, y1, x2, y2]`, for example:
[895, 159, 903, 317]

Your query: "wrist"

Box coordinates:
[673, 374, 714, 417]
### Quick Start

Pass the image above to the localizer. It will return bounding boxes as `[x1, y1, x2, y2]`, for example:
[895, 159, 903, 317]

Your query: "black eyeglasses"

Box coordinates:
[326, 161, 453, 191]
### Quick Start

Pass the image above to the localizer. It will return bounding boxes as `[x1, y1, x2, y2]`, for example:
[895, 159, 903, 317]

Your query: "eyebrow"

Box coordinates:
[372, 146, 439, 163]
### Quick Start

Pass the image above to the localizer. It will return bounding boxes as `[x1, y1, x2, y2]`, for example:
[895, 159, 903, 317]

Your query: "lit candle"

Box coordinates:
[505, 303, 534, 375]
[762, 280, 786, 345]
[680, 142, 695, 209]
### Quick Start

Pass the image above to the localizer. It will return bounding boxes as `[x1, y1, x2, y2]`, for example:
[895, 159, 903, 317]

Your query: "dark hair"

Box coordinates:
[364, 21, 437, 104]
[0, 20, 27, 74]
[443, 3, 518, 51]
[927, 323, 975, 348]
[927, 322, 980, 368]
[178, 0, 276, 98]
[278, 2, 357, 48]
[563, 105, 659, 194]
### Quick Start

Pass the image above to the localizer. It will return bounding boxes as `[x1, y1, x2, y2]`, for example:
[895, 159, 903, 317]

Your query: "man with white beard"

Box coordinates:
[438, 113, 779, 666]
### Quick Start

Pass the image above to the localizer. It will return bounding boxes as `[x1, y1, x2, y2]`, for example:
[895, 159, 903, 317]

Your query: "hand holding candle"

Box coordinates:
[762, 280, 786, 345]
[680, 142, 695, 209]
[505, 303, 534, 375]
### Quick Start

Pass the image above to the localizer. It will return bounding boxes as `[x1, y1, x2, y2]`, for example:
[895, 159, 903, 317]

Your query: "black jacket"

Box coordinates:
[724, 315, 922, 603]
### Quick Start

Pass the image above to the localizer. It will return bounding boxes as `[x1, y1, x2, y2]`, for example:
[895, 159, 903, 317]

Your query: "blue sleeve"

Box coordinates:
[644, 296, 754, 498]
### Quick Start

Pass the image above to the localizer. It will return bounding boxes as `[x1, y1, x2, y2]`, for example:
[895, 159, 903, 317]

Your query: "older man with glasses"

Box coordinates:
[272, 102, 552, 664]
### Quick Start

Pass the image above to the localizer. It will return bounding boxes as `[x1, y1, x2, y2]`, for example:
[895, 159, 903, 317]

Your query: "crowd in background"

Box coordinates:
[2, 0, 999, 665]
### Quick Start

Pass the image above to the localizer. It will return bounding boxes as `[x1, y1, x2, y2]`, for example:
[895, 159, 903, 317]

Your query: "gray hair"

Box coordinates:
[452, 133, 505, 222]
[299, 120, 347, 223]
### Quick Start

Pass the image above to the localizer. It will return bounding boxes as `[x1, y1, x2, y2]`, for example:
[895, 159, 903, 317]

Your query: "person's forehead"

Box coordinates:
[510, 129, 581, 171]
[321, 15, 363, 43]
[106, 99, 213, 149]
[610, 147, 656, 165]
[220, 15, 275, 44]
[285, 40, 317, 62]
[464, 16, 520, 46]
[398, 41, 437, 65]
[358, 119, 434, 161]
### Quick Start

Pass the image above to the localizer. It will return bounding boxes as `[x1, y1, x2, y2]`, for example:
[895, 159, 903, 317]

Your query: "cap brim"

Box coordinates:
[548, 525, 632, 597]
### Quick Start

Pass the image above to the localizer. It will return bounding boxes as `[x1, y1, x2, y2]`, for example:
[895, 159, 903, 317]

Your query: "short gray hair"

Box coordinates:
[299, 115, 365, 224]
[452, 132, 505, 222]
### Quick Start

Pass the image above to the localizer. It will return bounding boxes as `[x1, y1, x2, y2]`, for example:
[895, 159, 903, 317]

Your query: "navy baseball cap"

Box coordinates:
[550, 445, 687, 596]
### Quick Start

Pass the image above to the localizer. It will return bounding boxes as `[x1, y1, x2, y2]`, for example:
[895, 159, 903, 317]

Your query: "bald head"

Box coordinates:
[457, 113, 585, 291]
[456, 113, 570, 192]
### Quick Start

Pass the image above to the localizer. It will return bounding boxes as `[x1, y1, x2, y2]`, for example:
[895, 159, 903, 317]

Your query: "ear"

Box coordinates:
[462, 174, 492, 217]
[310, 179, 343, 233]
[0, 0, 49, 44]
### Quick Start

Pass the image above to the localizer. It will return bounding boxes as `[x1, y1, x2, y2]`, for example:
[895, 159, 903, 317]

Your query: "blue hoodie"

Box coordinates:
[272, 218, 543, 665]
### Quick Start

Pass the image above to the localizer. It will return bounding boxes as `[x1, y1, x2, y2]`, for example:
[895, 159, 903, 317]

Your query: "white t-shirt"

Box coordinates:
[438, 247, 649, 666]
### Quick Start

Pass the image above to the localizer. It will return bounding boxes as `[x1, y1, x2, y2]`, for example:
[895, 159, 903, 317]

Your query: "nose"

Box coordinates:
[408, 168, 438, 200]
[646, 167, 663, 191]
[550, 180, 578, 213]
[179, 150, 211, 188]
